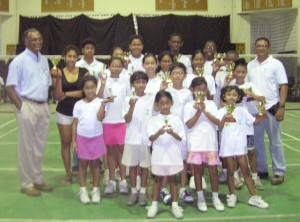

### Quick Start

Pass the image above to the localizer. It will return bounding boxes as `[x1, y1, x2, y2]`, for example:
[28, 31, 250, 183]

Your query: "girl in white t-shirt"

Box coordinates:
[98, 57, 131, 195]
[184, 50, 216, 100]
[156, 50, 173, 78]
[72, 75, 106, 204]
[143, 53, 163, 96]
[146, 91, 185, 219]
[184, 77, 224, 212]
[217, 85, 269, 209]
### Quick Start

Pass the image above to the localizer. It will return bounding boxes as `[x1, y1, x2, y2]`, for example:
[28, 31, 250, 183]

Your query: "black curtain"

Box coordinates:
[136, 14, 230, 54]
[18, 14, 229, 55]
[18, 14, 135, 55]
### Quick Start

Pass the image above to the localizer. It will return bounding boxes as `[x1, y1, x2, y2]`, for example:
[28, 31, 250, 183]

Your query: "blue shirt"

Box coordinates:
[6, 48, 52, 101]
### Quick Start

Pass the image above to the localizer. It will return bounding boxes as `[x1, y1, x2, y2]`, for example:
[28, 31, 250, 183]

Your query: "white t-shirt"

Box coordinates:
[166, 87, 193, 119]
[183, 74, 216, 96]
[203, 60, 213, 76]
[105, 68, 129, 80]
[177, 54, 193, 74]
[184, 100, 218, 152]
[213, 67, 228, 108]
[123, 94, 155, 145]
[145, 76, 163, 96]
[147, 113, 185, 176]
[73, 97, 103, 137]
[247, 56, 288, 109]
[100, 76, 131, 123]
[76, 57, 105, 79]
[216, 106, 255, 157]
[128, 54, 145, 74]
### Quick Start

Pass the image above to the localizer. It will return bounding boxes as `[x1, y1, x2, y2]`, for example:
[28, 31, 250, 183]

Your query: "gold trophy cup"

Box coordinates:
[226, 62, 235, 79]
[225, 103, 236, 122]
[196, 67, 204, 77]
[50, 56, 61, 70]
[256, 99, 268, 120]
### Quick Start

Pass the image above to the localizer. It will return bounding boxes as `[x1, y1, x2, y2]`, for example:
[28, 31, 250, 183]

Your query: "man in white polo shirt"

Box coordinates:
[6, 28, 53, 196]
[247, 37, 288, 185]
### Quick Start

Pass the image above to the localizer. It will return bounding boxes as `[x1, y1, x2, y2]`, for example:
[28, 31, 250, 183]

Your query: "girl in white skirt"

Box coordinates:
[146, 91, 185, 220]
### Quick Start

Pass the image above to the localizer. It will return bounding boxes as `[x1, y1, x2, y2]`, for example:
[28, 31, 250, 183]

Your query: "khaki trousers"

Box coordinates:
[15, 100, 50, 188]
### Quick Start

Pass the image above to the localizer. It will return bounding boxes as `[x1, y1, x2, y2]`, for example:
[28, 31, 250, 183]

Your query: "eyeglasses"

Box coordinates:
[110, 64, 122, 69]
[171, 71, 185, 76]
[205, 46, 215, 50]
[255, 45, 268, 48]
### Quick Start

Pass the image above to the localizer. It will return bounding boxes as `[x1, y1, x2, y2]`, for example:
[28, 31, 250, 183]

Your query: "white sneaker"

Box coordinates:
[146, 205, 158, 218]
[248, 196, 269, 209]
[103, 169, 109, 185]
[213, 198, 225, 211]
[159, 189, 171, 205]
[91, 189, 101, 204]
[226, 194, 237, 208]
[219, 170, 227, 183]
[136, 175, 141, 192]
[104, 180, 116, 194]
[197, 201, 208, 212]
[202, 176, 207, 190]
[79, 190, 90, 204]
[172, 206, 184, 219]
[253, 177, 264, 190]
[119, 181, 129, 194]
[189, 176, 196, 190]
[179, 189, 194, 203]
[234, 176, 244, 189]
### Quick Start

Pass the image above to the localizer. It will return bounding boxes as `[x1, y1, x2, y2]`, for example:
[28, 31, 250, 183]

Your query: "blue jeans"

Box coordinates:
[254, 111, 286, 176]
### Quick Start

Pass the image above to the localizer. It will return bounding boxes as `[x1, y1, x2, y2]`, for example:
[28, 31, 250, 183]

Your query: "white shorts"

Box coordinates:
[122, 144, 151, 168]
[55, 111, 73, 125]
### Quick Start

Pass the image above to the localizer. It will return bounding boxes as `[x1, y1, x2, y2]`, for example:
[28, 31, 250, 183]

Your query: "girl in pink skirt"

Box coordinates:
[184, 77, 224, 212]
[97, 57, 131, 195]
[72, 75, 107, 204]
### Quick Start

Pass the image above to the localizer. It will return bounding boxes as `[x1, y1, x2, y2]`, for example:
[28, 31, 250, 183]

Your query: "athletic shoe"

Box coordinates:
[159, 189, 172, 205]
[212, 198, 225, 211]
[219, 170, 227, 183]
[253, 177, 264, 190]
[103, 169, 109, 185]
[138, 193, 148, 206]
[248, 196, 269, 208]
[104, 180, 116, 195]
[226, 194, 237, 208]
[234, 176, 244, 189]
[79, 190, 90, 204]
[197, 201, 208, 212]
[127, 193, 138, 206]
[146, 205, 158, 218]
[91, 189, 100, 204]
[118, 181, 129, 194]
[189, 176, 196, 190]
[179, 189, 194, 203]
[202, 176, 207, 190]
[172, 206, 184, 219]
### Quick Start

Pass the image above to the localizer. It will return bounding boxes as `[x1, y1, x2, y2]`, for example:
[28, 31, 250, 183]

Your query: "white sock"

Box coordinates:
[80, 187, 87, 192]
[172, 202, 178, 208]
[152, 201, 158, 207]
[92, 187, 99, 192]
[212, 192, 219, 200]
[140, 187, 146, 194]
[131, 187, 138, 194]
[251, 173, 258, 179]
[121, 179, 127, 184]
[197, 190, 205, 202]
[234, 171, 239, 178]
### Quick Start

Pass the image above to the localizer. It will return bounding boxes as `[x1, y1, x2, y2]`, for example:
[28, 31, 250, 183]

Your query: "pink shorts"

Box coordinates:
[187, 151, 220, 166]
[103, 123, 126, 145]
[76, 134, 106, 160]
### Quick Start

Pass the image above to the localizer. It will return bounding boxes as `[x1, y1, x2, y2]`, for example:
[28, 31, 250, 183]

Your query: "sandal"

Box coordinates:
[61, 178, 72, 186]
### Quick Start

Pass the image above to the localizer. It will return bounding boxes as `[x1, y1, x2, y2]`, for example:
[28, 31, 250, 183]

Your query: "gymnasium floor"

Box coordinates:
[0, 103, 300, 222]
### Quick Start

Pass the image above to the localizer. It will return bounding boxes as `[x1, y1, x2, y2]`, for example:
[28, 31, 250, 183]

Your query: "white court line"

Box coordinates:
[285, 112, 300, 119]
[1, 213, 300, 222]
[0, 119, 16, 129]
[282, 131, 300, 142]
[283, 143, 300, 154]
[1, 163, 299, 172]
[0, 127, 17, 139]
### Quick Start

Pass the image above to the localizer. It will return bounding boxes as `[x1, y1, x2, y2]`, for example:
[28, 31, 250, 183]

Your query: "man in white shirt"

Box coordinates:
[76, 37, 105, 78]
[247, 37, 288, 185]
[203, 40, 217, 76]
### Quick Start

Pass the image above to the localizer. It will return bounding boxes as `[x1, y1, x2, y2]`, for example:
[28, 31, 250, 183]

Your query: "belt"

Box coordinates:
[23, 97, 47, 104]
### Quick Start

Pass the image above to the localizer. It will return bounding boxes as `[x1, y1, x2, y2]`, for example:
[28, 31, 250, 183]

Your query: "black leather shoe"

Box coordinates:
[258, 172, 269, 180]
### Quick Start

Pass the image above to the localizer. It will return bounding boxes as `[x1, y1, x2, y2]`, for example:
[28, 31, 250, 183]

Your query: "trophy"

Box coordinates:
[162, 71, 172, 87]
[164, 118, 171, 130]
[224, 103, 236, 122]
[124, 51, 131, 62]
[194, 91, 204, 103]
[226, 62, 235, 79]
[173, 54, 181, 62]
[131, 88, 137, 101]
[50, 56, 61, 70]
[195, 67, 204, 77]
[213, 53, 226, 63]
[256, 99, 268, 120]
